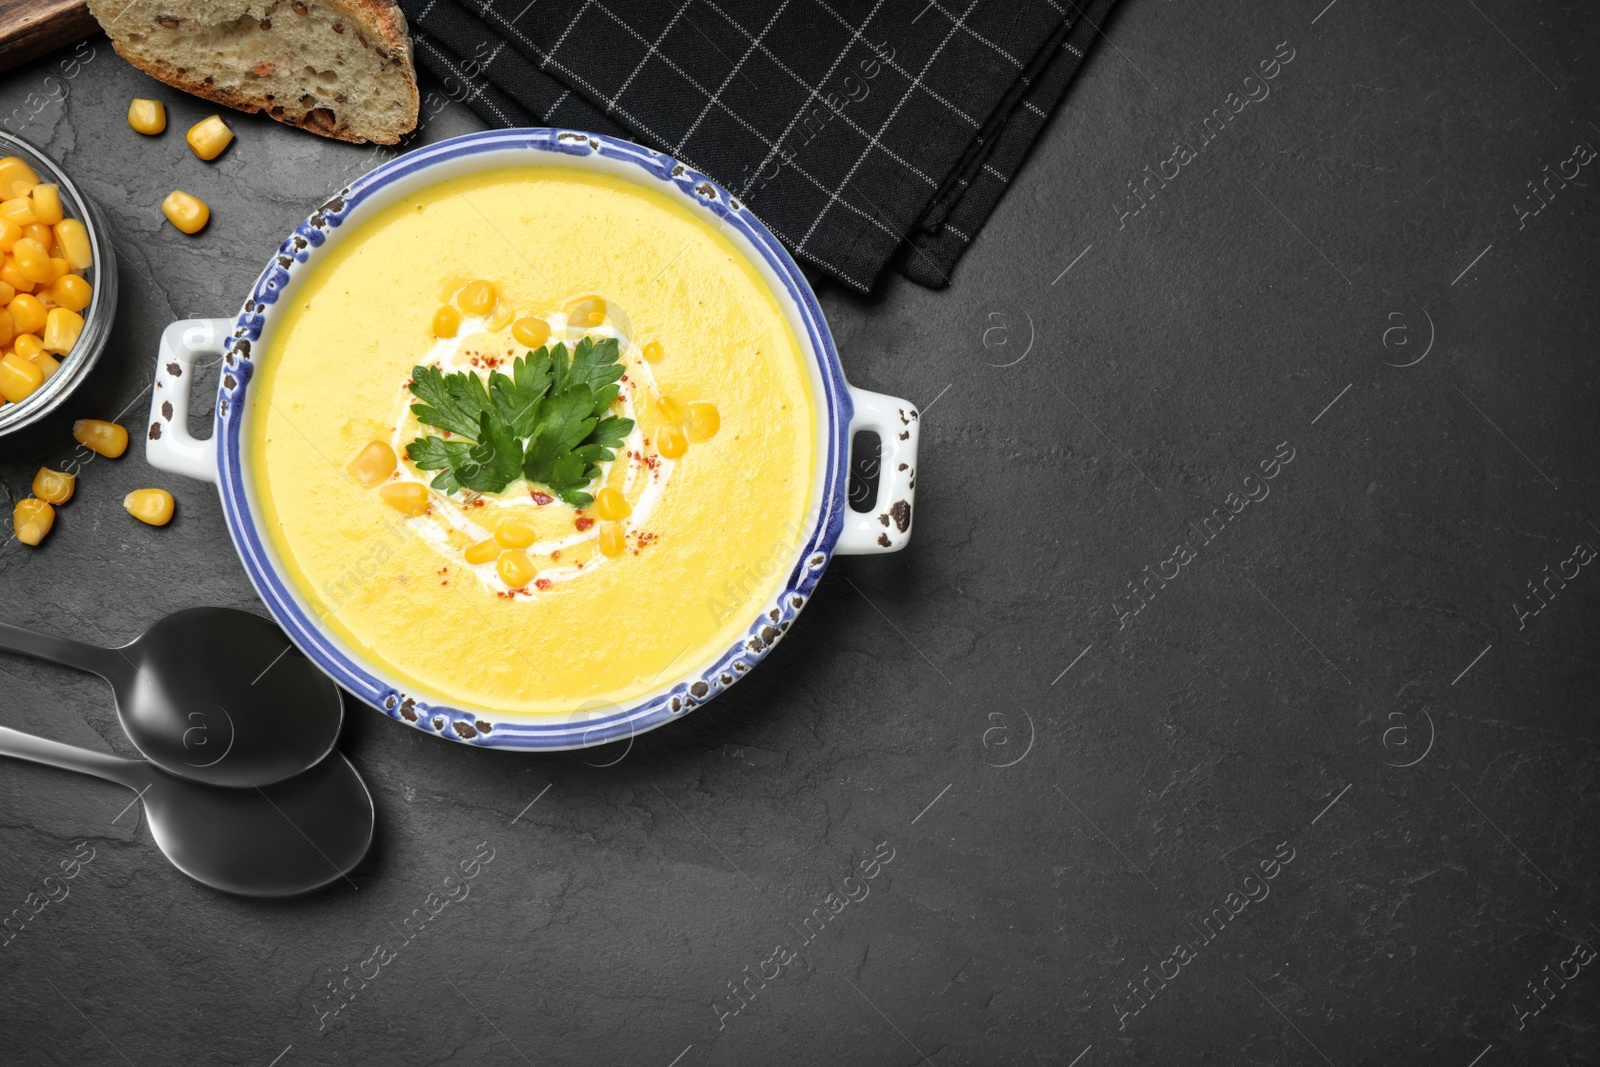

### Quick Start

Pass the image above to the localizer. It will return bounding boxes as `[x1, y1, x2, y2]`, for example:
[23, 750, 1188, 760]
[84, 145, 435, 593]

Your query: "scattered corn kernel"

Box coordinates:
[53, 218, 91, 269]
[47, 274, 91, 312]
[29, 184, 62, 226]
[32, 467, 74, 504]
[347, 439, 397, 487]
[511, 316, 549, 349]
[21, 222, 51, 249]
[0, 282, 12, 305]
[464, 538, 499, 565]
[432, 304, 461, 338]
[161, 190, 209, 234]
[497, 548, 535, 588]
[0, 220, 17, 252]
[186, 115, 234, 161]
[124, 488, 175, 526]
[13, 333, 42, 360]
[563, 295, 606, 329]
[486, 300, 515, 332]
[657, 422, 689, 459]
[9, 293, 45, 335]
[656, 395, 688, 426]
[0, 351, 43, 402]
[687, 402, 720, 441]
[127, 98, 166, 135]
[42, 308, 82, 354]
[72, 418, 128, 458]
[0, 197, 37, 226]
[458, 279, 495, 315]
[642, 340, 664, 364]
[13, 498, 54, 546]
[595, 486, 631, 521]
[598, 522, 626, 558]
[494, 513, 537, 549]
[30, 350, 60, 379]
[379, 481, 429, 516]
[11, 237, 51, 283]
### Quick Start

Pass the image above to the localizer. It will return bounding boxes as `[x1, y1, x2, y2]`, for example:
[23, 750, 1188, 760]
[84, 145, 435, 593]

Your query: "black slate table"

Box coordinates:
[3, 3, 1599, 1064]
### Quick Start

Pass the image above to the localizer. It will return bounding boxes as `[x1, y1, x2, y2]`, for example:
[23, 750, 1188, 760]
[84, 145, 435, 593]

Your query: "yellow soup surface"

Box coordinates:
[249, 167, 815, 717]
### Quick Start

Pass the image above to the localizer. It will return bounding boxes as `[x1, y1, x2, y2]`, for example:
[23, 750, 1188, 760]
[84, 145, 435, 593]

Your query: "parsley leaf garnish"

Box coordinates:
[403, 337, 634, 506]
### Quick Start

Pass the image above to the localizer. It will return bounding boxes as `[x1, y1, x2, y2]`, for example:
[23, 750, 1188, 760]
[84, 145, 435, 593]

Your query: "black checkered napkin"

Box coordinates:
[399, 0, 1117, 292]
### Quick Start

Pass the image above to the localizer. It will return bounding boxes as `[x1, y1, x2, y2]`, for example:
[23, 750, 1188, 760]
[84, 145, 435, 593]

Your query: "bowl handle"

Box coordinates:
[145, 318, 232, 483]
[835, 386, 920, 555]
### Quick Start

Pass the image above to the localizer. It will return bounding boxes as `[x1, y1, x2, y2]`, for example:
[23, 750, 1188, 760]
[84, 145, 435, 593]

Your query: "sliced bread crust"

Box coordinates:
[88, 0, 420, 145]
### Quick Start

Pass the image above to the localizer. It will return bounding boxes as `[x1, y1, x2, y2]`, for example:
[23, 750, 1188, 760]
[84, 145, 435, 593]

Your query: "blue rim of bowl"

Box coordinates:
[212, 129, 850, 750]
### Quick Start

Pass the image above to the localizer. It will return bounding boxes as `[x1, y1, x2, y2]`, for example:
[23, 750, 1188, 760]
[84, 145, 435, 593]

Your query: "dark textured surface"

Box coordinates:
[2, 2, 1599, 1064]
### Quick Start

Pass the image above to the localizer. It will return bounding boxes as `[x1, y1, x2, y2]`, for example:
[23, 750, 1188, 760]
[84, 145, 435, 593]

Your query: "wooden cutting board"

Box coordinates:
[0, 0, 96, 74]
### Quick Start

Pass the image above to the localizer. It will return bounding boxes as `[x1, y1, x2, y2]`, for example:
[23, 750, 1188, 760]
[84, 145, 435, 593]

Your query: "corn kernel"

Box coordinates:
[493, 513, 537, 548]
[687, 402, 720, 441]
[72, 418, 128, 458]
[0, 282, 12, 305]
[486, 300, 515, 332]
[642, 340, 664, 364]
[29, 184, 63, 226]
[0, 219, 17, 252]
[13, 498, 54, 545]
[161, 190, 210, 234]
[0, 351, 43, 402]
[458, 279, 496, 315]
[53, 219, 91, 269]
[0, 197, 36, 226]
[0, 308, 10, 347]
[379, 481, 429, 516]
[47, 274, 91, 312]
[42, 308, 81, 354]
[595, 486, 631, 521]
[656, 395, 688, 427]
[0, 261, 31, 294]
[124, 488, 174, 526]
[21, 222, 51, 249]
[0, 157, 39, 190]
[13, 333, 42, 359]
[127, 98, 166, 135]
[32, 467, 74, 504]
[30, 351, 60, 379]
[432, 305, 461, 338]
[347, 439, 397, 487]
[497, 548, 535, 588]
[598, 521, 626, 558]
[186, 115, 234, 161]
[12, 237, 51, 283]
[657, 423, 689, 459]
[464, 538, 499, 565]
[9, 293, 45, 335]
[511, 316, 549, 349]
[563, 295, 605, 329]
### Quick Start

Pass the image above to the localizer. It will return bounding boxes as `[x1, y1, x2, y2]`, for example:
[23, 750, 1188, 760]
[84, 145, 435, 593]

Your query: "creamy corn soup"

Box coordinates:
[249, 167, 816, 716]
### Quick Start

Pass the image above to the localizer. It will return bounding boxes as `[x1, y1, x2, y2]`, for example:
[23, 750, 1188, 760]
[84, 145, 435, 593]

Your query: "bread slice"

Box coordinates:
[86, 0, 419, 144]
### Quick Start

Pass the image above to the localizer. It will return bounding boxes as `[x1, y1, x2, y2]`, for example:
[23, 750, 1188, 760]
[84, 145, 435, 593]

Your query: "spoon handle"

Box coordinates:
[0, 725, 145, 790]
[0, 621, 122, 681]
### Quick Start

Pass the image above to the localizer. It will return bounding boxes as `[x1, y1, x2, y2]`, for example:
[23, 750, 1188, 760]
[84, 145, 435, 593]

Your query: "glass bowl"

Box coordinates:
[0, 129, 118, 438]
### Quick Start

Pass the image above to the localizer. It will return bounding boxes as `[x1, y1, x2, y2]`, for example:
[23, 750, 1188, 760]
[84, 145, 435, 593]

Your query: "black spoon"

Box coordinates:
[0, 607, 342, 788]
[0, 724, 373, 897]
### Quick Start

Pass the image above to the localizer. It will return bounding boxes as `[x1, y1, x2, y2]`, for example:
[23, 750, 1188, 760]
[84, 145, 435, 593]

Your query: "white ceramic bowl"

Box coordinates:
[144, 129, 919, 750]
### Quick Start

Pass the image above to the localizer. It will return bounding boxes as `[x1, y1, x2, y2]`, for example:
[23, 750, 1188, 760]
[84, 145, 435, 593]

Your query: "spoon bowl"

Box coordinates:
[0, 607, 343, 787]
[0, 725, 373, 897]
